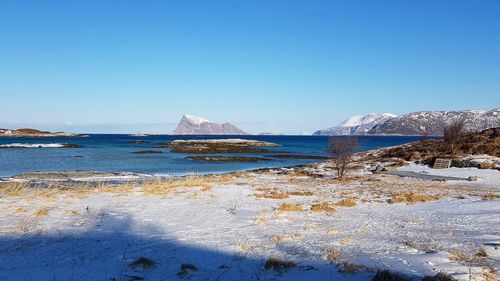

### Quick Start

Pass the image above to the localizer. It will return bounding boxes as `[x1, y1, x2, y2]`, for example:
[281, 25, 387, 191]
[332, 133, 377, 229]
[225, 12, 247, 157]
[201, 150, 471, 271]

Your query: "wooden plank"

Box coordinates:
[433, 158, 451, 169]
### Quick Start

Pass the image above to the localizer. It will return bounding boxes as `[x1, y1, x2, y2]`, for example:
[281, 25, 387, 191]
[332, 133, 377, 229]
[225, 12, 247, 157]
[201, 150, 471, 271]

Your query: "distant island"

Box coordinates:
[171, 114, 248, 135]
[0, 128, 77, 137]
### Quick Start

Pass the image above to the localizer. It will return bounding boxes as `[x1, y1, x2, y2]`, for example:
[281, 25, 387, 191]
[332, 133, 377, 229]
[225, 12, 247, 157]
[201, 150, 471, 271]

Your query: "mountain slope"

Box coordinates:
[313, 113, 397, 135]
[171, 114, 248, 135]
[369, 109, 500, 135]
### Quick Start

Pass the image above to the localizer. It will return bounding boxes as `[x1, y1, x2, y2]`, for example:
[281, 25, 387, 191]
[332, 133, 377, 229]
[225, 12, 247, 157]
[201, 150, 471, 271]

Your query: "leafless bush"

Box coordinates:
[420, 131, 429, 143]
[328, 136, 358, 179]
[443, 118, 465, 142]
[443, 118, 466, 154]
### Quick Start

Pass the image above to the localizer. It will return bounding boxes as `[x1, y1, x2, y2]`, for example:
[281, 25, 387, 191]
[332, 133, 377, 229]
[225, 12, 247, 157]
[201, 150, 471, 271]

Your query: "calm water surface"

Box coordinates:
[0, 135, 424, 177]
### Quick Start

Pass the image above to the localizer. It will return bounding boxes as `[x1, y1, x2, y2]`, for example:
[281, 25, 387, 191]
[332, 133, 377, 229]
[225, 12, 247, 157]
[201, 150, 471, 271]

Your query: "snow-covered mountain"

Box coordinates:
[171, 114, 248, 135]
[313, 113, 397, 135]
[369, 109, 500, 135]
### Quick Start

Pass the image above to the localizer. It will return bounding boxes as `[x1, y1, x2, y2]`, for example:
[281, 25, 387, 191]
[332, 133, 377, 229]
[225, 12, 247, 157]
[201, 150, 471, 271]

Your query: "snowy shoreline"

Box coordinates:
[0, 152, 499, 281]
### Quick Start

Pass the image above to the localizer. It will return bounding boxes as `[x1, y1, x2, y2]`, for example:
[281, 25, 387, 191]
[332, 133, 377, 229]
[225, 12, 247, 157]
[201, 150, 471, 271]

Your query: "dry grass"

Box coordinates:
[277, 203, 304, 212]
[373, 270, 408, 281]
[387, 192, 440, 204]
[271, 234, 290, 243]
[32, 207, 49, 218]
[326, 248, 342, 263]
[129, 257, 156, 270]
[336, 198, 357, 207]
[483, 267, 498, 281]
[15, 207, 27, 213]
[311, 202, 336, 213]
[287, 190, 314, 196]
[95, 183, 135, 193]
[66, 210, 80, 216]
[448, 249, 472, 262]
[253, 213, 268, 225]
[339, 262, 364, 274]
[264, 258, 296, 271]
[142, 174, 232, 195]
[255, 189, 289, 199]
[482, 193, 499, 201]
[0, 182, 29, 196]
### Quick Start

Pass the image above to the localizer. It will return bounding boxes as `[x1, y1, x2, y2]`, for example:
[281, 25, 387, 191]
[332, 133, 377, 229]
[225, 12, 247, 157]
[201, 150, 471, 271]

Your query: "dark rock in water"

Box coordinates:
[160, 139, 278, 154]
[186, 156, 270, 162]
[129, 140, 149, 144]
[266, 154, 328, 160]
[61, 143, 81, 148]
[133, 150, 163, 154]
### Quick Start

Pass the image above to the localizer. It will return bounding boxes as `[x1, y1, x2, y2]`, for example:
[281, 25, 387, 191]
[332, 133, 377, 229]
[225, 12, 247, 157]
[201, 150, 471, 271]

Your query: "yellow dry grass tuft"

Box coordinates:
[287, 190, 314, 196]
[264, 258, 296, 271]
[387, 192, 440, 204]
[32, 208, 49, 218]
[311, 202, 336, 213]
[142, 174, 231, 195]
[277, 203, 304, 212]
[449, 249, 472, 262]
[483, 267, 498, 281]
[336, 198, 357, 207]
[482, 193, 499, 201]
[0, 182, 29, 196]
[95, 182, 135, 193]
[66, 210, 80, 216]
[326, 248, 342, 263]
[15, 207, 27, 213]
[290, 232, 305, 240]
[339, 262, 364, 274]
[271, 234, 290, 243]
[255, 189, 289, 199]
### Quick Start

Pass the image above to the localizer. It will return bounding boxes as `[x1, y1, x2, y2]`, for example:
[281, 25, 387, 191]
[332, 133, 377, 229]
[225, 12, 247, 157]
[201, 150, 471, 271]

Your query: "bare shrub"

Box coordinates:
[443, 118, 466, 154]
[328, 136, 358, 179]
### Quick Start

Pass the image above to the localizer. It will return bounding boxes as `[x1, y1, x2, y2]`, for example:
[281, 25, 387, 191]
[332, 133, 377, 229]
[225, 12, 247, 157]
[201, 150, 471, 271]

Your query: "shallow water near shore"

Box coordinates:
[0, 135, 425, 177]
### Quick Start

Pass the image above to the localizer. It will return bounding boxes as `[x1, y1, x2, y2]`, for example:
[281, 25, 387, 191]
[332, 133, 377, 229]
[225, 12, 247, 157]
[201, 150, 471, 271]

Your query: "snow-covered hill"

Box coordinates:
[313, 113, 397, 135]
[369, 109, 500, 135]
[171, 114, 248, 135]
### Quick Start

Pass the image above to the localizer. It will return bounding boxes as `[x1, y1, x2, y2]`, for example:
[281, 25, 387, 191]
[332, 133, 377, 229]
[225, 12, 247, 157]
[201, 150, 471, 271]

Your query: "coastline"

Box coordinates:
[0, 143, 499, 280]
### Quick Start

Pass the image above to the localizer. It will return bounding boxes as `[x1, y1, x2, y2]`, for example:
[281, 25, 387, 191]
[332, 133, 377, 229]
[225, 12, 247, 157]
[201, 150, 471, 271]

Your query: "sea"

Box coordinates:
[0, 135, 426, 177]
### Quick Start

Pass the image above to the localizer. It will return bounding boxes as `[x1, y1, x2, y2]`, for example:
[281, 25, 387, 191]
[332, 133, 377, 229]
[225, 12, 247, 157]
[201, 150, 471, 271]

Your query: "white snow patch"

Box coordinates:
[398, 164, 500, 189]
[0, 143, 66, 148]
[183, 114, 210, 125]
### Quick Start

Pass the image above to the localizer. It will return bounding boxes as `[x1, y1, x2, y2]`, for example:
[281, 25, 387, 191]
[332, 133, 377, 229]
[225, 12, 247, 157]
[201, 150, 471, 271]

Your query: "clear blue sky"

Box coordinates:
[1, 0, 499, 134]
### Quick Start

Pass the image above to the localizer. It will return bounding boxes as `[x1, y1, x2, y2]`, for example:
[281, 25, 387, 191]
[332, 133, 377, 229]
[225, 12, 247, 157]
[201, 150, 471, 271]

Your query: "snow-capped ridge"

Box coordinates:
[314, 112, 397, 135]
[182, 114, 210, 125]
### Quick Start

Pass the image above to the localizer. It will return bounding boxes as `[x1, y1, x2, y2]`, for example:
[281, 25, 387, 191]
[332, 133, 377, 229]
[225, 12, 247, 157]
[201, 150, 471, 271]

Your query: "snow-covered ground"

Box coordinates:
[398, 164, 500, 188]
[0, 168, 498, 281]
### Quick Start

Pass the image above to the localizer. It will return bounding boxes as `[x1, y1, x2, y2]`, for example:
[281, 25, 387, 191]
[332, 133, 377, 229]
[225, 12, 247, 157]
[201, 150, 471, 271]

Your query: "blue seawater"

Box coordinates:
[0, 135, 425, 177]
